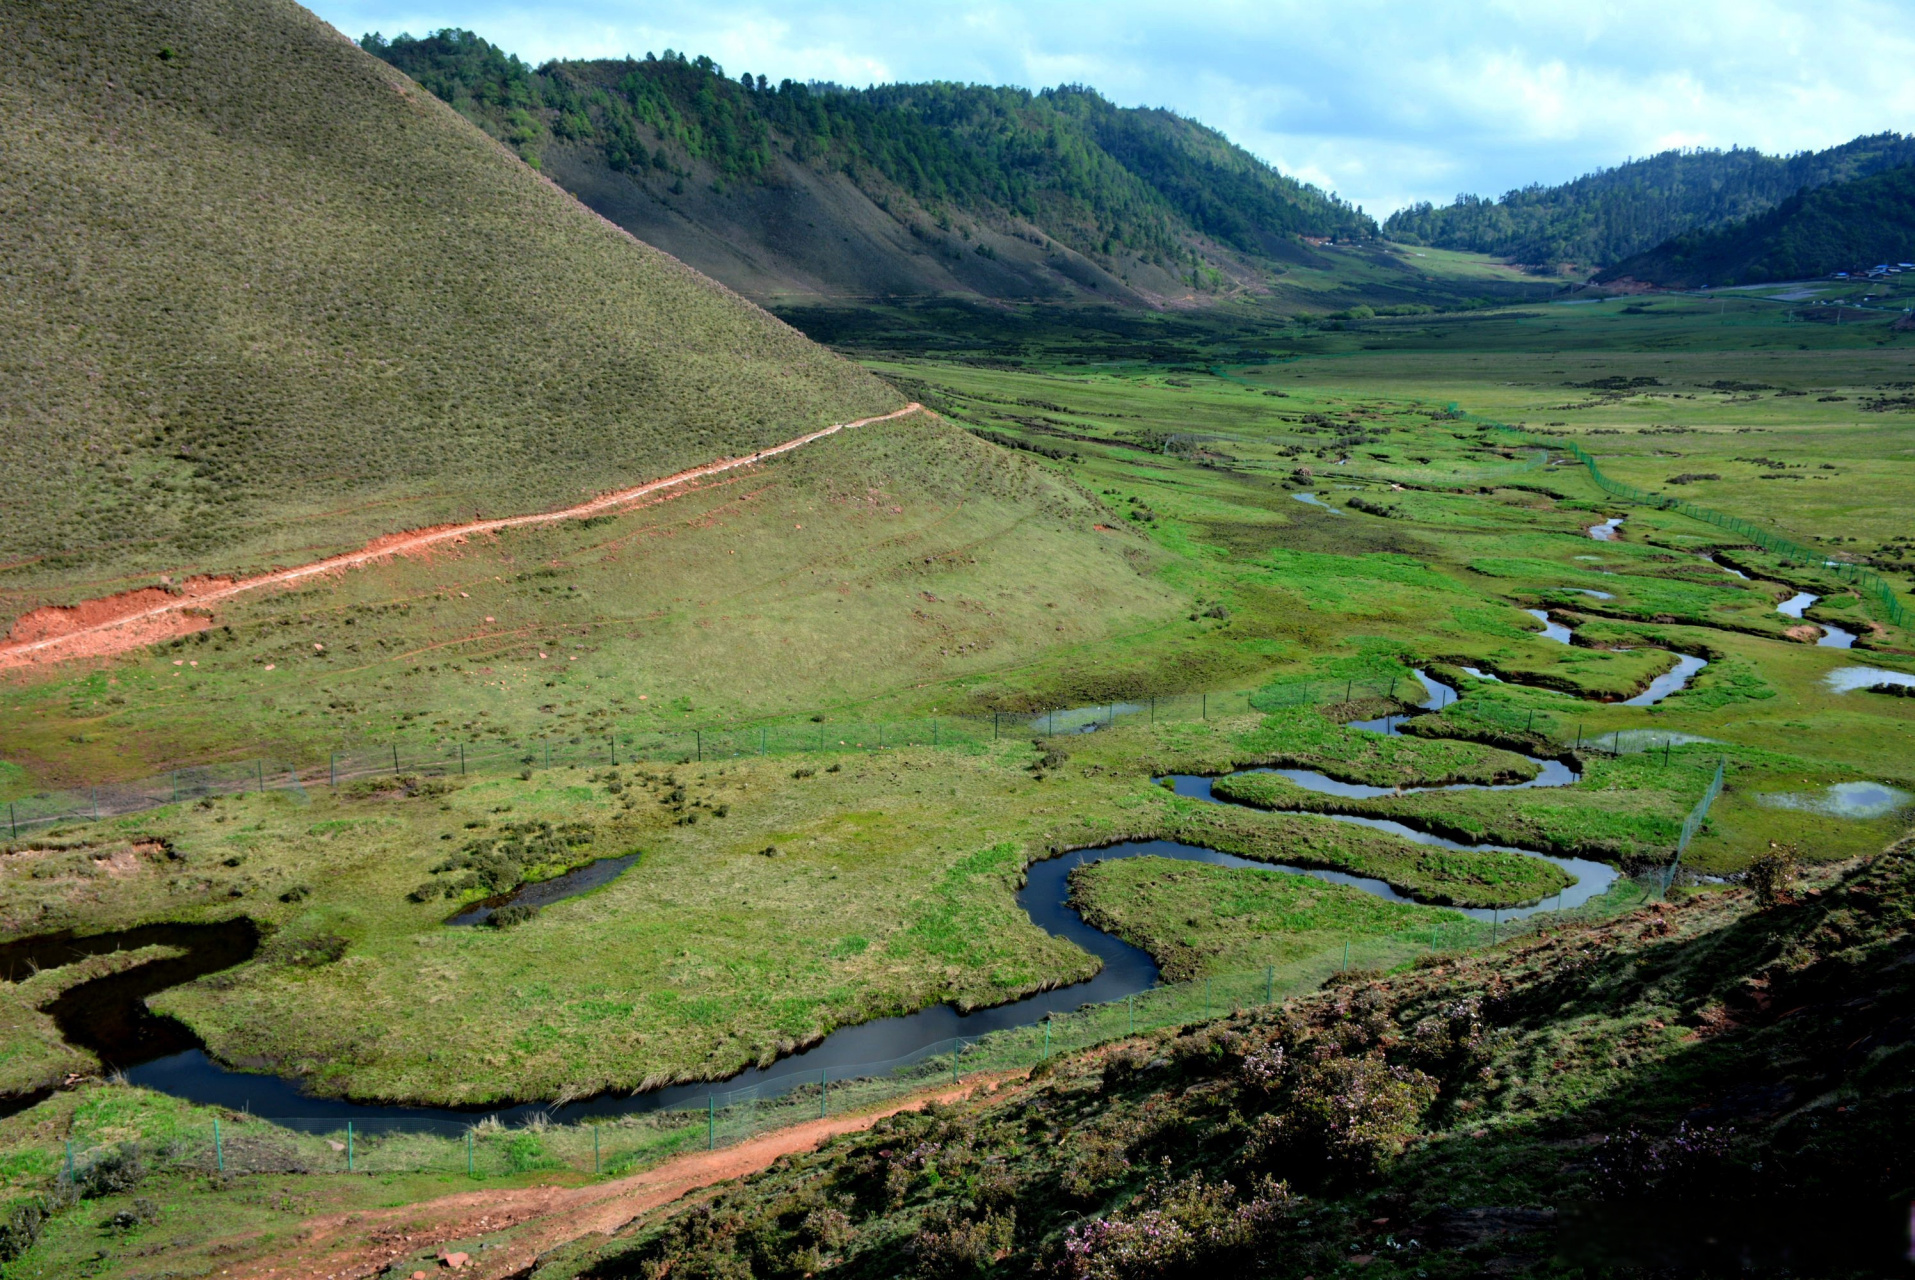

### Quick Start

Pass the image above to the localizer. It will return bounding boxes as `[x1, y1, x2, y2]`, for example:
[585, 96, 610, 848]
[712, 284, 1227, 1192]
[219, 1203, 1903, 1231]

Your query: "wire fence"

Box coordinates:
[2, 666, 1737, 838]
[1477, 418, 1909, 629]
[37, 881, 1652, 1187]
[1663, 757, 1727, 895]
[4, 695, 1275, 836]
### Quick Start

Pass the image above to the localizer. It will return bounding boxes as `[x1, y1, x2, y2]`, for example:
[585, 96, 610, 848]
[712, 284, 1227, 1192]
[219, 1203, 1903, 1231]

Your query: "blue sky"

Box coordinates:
[309, 0, 1915, 217]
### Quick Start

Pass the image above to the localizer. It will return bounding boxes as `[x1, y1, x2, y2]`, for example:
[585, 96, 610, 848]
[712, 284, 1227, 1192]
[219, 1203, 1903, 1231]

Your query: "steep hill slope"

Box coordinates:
[0, 0, 900, 606]
[1599, 163, 1915, 287]
[363, 31, 1374, 307]
[1386, 133, 1915, 272]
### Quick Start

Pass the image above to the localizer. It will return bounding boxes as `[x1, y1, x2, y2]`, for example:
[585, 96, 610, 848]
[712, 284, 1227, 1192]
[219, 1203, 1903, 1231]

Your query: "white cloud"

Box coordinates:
[312, 0, 1915, 214]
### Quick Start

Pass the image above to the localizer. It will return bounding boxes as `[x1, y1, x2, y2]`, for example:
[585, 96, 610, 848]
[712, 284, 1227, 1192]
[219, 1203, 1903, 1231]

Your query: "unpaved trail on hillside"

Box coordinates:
[216, 1072, 1018, 1280]
[0, 404, 922, 671]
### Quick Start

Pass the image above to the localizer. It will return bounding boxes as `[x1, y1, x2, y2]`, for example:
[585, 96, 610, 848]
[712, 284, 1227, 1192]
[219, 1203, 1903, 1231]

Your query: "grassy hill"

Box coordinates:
[0, 0, 900, 608]
[1599, 164, 1915, 287]
[362, 31, 1374, 308]
[1386, 133, 1915, 272]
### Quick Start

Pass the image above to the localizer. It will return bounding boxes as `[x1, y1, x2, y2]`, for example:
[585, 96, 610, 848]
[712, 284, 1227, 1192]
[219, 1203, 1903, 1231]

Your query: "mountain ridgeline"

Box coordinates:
[1385, 133, 1915, 272]
[1600, 162, 1915, 288]
[362, 30, 1374, 306]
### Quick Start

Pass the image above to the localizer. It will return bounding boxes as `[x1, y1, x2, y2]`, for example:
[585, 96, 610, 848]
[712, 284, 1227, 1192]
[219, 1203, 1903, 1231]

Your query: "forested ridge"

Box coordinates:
[1385, 133, 1915, 270]
[362, 29, 1373, 275]
[1599, 162, 1915, 287]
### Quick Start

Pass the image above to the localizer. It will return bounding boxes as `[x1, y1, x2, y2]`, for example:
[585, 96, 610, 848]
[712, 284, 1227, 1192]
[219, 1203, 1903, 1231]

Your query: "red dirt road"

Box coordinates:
[216, 1073, 1017, 1280]
[1, 404, 922, 671]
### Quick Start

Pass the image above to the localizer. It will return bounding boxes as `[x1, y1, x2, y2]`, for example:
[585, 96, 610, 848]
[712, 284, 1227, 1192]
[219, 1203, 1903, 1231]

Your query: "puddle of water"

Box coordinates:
[1585, 730, 1721, 754]
[1526, 608, 1575, 645]
[1623, 653, 1709, 706]
[1825, 666, 1915, 694]
[1291, 492, 1343, 515]
[446, 854, 641, 926]
[1588, 518, 1624, 541]
[1461, 667, 1500, 682]
[1557, 587, 1616, 600]
[1777, 592, 1816, 618]
[1028, 704, 1147, 735]
[1756, 782, 1911, 819]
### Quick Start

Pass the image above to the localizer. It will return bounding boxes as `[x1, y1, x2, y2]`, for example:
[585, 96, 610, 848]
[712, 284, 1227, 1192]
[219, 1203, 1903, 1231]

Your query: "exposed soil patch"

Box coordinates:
[214, 1073, 1024, 1280]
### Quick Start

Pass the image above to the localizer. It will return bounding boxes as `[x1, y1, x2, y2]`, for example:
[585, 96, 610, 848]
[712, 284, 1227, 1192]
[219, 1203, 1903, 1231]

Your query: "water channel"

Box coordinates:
[5, 675, 1620, 1123]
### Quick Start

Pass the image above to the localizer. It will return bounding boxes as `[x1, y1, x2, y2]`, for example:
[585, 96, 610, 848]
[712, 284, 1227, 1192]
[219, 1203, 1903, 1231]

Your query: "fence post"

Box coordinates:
[1127, 994, 1134, 1035]
[8, 802, 14, 839]
[467, 1130, 473, 1176]
[544, 741, 550, 769]
[933, 719, 938, 747]
[215, 1118, 223, 1172]
[1150, 697, 1155, 724]
[1202, 693, 1207, 720]
[460, 744, 466, 776]
[92, 786, 99, 820]
[761, 727, 767, 755]
[820, 1069, 828, 1118]
[708, 1095, 715, 1149]
[392, 743, 399, 774]
[594, 1125, 600, 1174]
[1664, 737, 1672, 766]
[878, 724, 883, 750]
[329, 753, 336, 788]
[1043, 1019, 1051, 1059]
[346, 1122, 354, 1172]
[1204, 978, 1211, 1020]
[696, 730, 702, 762]
[1342, 940, 1349, 970]
[953, 1041, 961, 1085]
[1265, 965, 1273, 1004]
[993, 711, 999, 740]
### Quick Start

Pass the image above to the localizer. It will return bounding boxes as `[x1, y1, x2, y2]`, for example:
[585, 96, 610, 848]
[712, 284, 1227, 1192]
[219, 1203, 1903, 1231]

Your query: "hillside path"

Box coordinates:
[0, 404, 922, 670]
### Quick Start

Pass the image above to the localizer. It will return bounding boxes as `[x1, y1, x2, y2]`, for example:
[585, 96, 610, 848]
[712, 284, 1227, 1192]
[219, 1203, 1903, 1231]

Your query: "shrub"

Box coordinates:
[1748, 842, 1800, 908]
[78, 1145, 145, 1199]
[908, 1207, 1014, 1277]
[103, 1198, 160, 1233]
[1590, 1123, 1737, 1200]
[1057, 1173, 1291, 1280]
[489, 904, 540, 928]
[1247, 1051, 1436, 1183]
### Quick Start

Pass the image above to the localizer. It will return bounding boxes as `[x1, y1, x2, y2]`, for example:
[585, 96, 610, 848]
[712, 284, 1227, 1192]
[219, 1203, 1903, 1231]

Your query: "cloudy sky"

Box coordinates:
[309, 0, 1915, 217]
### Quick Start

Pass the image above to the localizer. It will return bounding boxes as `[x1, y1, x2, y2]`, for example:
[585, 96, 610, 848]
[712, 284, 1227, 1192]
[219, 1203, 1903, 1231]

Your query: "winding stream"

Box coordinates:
[7, 671, 1621, 1123]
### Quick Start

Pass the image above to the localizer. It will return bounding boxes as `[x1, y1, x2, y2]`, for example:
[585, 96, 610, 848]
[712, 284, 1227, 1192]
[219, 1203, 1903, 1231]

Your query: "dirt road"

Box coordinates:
[0, 404, 922, 670]
[217, 1072, 1014, 1280]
